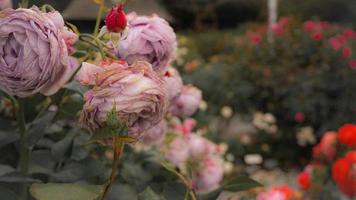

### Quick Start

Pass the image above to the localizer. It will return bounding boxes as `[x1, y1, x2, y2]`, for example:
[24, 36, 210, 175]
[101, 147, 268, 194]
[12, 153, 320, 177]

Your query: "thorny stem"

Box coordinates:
[161, 161, 197, 200]
[16, 99, 29, 200]
[100, 137, 125, 200]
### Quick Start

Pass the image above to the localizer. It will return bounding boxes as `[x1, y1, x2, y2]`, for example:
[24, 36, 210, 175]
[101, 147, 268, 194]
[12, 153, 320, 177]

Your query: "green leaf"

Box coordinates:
[107, 184, 137, 200]
[0, 186, 17, 200]
[163, 182, 186, 200]
[27, 112, 56, 147]
[64, 81, 88, 96]
[51, 130, 76, 162]
[30, 183, 103, 200]
[85, 127, 112, 144]
[138, 187, 165, 200]
[222, 176, 262, 192]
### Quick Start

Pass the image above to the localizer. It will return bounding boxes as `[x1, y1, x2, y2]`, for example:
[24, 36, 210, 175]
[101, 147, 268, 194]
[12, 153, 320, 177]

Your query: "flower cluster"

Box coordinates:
[296, 123, 356, 197]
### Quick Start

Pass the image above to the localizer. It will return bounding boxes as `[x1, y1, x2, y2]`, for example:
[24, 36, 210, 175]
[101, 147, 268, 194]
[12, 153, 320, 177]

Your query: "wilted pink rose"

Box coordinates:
[164, 67, 183, 103]
[164, 137, 189, 165]
[141, 120, 167, 145]
[0, 0, 12, 10]
[79, 60, 168, 139]
[117, 13, 177, 74]
[192, 159, 224, 193]
[169, 85, 202, 117]
[0, 7, 78, 97]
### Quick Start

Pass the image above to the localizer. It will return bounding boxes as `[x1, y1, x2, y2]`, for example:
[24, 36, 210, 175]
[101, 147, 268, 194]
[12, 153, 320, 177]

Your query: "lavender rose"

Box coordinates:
[79, 60, 168, 139]
[0, 7, 78, 97]
[169, 85, 202, 117]
[141, 120, 167, 145]
[164, 67, 183, 103]
[117, 13, 177, 74]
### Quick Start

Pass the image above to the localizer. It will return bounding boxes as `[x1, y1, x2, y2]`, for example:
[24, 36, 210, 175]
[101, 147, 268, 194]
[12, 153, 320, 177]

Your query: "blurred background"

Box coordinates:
[5, 0, 356, 198]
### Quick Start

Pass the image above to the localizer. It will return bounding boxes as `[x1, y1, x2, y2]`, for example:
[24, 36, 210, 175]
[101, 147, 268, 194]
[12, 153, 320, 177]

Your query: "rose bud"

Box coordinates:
[169, 85, 202, 117]
[0, 7, 78, 97]
[163, 67, 183, 103]
[187, 134, 218, 159]
[192, 159, 224, 193]
[141, 120, 167, 145]
[163, 137, 189, 166]
[105, 4, 127, 33]
[79, 60, 168, 140]
[117, 13, 177, 74]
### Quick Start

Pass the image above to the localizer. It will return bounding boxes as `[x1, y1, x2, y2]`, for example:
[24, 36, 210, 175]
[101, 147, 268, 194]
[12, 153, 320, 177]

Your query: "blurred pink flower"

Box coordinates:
[164, 137, 189, 165]
[141, 120, 167, 145]
[294, 112, 305, 123]
[319, 131, 337, 161]
[169, 85, 202, 117]
[349, 60, 356, 69]
[164, 67, 183, 103]
[174, 118, 196, 136]
[192, 159, 224, 193]
[328, 37, 342, 51]
[0, 7, 78, 97]
[117, 13, 177, 74]
[187, 134, 218, 158]
[311, 31, 323, 41]
[343, 46, 352, 59]
[80, 60, 168, 139]
[247, 31, 262, 45]
[343, 28, 355, 39]
[304, 21, 317, 32]
[257, 191, 286, 200]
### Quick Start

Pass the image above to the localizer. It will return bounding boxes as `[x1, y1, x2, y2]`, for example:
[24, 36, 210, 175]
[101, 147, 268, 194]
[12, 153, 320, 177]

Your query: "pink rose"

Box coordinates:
[169, 85, 202, 117]
[141, 120, 167, 145]
[117, 13, 177, 74]
[164, 137, 189, 165]
[192, 159, 224, 193]
[79, 60, 168, 139]
[0, 0, 12, 10]
[174, 118, 196, 136]
[187, 134, 218, 159]
[0, 7, 78, 97]
[164, 67, 183, 103]
[257, 191, 286, 200]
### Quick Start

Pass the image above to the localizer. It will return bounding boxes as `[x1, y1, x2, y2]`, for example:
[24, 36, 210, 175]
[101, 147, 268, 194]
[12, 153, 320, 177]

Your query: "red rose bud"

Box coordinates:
[105, 5, 127, 33]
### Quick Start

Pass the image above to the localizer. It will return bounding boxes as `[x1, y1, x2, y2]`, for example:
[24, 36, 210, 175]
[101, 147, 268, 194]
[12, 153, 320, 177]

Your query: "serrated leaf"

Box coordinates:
[30, 183, 103, 200]
[222, 176, 262, 192]
[138, 187, 165, 200]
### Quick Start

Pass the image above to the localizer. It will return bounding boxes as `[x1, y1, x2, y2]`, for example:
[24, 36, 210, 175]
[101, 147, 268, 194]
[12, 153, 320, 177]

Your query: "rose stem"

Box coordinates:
[16, 99, 29, 200]
[94, 2, 105, 37]
[100, 137, 124, 200]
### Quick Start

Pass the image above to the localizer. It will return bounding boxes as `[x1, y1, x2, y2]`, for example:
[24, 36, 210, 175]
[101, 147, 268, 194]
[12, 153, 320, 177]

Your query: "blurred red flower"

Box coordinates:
[297, 172, 311, 190]
[332, 151, 356, 197]
[338, 124, 356, 147]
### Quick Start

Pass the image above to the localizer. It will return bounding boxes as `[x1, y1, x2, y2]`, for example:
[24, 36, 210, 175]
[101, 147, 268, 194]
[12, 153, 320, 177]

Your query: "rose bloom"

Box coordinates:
[117, 13, 177, 74]
[141, 120, 167, 145]
[311, 31, 323, 41]
[338, 124, 356, 147]
[304, 21, 317, 32]
[342, 46, 352, 59]
[174, 118, 196, 136]
[246, 31, 262, 45]
[328, 37, 342, 51]
[163, 67, 183, 103]
[169, 85, 202, 117]
[187, 134, 219, 159]
[297, 172, 311, 190]
[79, 60, 167, 139]
[319, 131, 337, 160]
[163, 137, 189, 165]
[272, 186, 295, 200]
[332, 151, 356, 197]
[192, 159, 224, 193]
[343, 28, 355, 39]
[0, 7, 78, 97]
